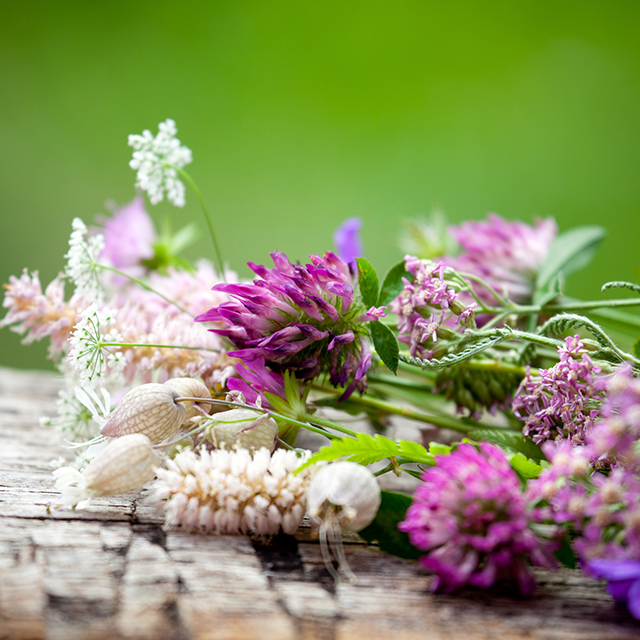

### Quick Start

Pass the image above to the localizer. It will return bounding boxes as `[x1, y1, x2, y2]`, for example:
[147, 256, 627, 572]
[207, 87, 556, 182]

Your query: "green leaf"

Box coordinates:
[283, 371, 300, 406]
[469, 427, 545, 461]
[428, 442, 452, 456]
[370, 321, 399, 374]
[509, 453, 543, 480]
[358, 490, 421, 560]
[357, 258, 379, 309]
[294, 432, 434, 474]
[554, 537, 577, 569]
[262, 392, 291, 417]
[634, 339, 640, 360]
[378, 260, 410, 307]
[536, 226, 606, 293]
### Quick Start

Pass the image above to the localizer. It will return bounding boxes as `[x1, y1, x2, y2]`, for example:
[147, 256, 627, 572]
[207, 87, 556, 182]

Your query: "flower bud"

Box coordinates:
[163, 377, 212, 421]
[53, 434, 158, 508]
[307, 461, 381, 532]
[208, 408, 278, 453]
[101, 383, 187, 443]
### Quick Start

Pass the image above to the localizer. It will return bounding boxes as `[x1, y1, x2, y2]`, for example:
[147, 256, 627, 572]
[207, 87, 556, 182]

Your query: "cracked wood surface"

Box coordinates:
[1, 367, 639, 640]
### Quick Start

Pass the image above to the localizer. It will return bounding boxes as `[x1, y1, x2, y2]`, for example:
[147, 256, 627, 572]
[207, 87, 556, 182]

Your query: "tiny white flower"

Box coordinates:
[67, 303, 124, 387]
[128, 119, 193, 207]
[64, 217, 105, 299]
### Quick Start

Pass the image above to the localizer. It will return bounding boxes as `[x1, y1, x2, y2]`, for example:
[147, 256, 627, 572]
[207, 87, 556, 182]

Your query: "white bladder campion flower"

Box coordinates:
[147, 447, 314, 535]
[64, 217, 105, 299]
[128, 119, 193, 207]
[52, 433, 159, 508]
[67, 303, 124, 386]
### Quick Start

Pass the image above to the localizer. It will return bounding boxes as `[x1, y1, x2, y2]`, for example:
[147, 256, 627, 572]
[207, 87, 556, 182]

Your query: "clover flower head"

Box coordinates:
[444, 214, 557, 304]
[65, 217, 105, 300]
[128, 119, 192, 207]
[196, 251, 386, 398]
[147, 447, 314, 535]
[67, 303, 125, 386]
[512, 335, 606, 445]
[400, 442, 557, 594]
[389, 257, 475, 358]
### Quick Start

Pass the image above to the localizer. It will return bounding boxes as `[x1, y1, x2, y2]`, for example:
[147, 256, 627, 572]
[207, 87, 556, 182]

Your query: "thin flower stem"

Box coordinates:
[98, 264, 192, 316]
[299, 413, 360, 438]
[455, 271, 511, 309]
[312, 385, 507, 434]
[481, 297, 640, 317]
[170, 166, 225, 281]
[102, 342, 219, 352]
[171, 396, 344, 440]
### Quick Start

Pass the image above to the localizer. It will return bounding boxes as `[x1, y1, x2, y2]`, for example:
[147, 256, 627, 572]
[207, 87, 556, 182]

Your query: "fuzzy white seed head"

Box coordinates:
[307, 461, 381, 532]
[163, 377, 212, 421]
[208, 408, 278, 453]
[53, 433, 158, 508]
[101, 383, 187, 443]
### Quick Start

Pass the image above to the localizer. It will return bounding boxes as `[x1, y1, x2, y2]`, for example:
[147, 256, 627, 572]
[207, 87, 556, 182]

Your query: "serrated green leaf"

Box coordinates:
[294, 432, 434, 474]
[509, 453, 543, 480]
[358, 490, 421, 560]
[370, 321, 399, 374]
[469, 428, 544, 461]
[357, 258, 379, 309]
[378, 260, 410, 307]
[536, 226, 606, 293]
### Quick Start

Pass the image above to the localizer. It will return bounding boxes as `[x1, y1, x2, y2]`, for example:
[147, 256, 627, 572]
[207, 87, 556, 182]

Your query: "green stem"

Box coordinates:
[98, 264, 192, 316]
[170, 166, 225, 281]
[483, 297, 640, 317]
[102, 342, 219, 352]
[313, 385, 503, 435]
[299, 413, 360, 438]
[456, 271, 511, 309]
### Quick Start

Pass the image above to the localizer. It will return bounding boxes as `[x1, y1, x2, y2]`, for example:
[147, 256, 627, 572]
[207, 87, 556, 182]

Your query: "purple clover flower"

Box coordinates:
[333, 217, 363, 271]
[512, 336, 606, 445]
[400, 442, 557, 595]
[444, 213, 557, 305]
[586, 559, 640, 619]
[196, 251, 386, 399]
[389, 257, 475, 358]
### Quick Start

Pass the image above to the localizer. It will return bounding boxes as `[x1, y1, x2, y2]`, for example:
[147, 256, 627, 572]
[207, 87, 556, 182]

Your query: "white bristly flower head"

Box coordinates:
[64, 217, 105, 299]
[67, 303, 125, 387]
[147, 447, 315, 535]
[128, 119, 193, 207]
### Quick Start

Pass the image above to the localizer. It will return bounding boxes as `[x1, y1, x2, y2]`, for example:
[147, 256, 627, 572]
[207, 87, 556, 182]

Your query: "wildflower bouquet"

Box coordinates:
[4, 119, 640, 616]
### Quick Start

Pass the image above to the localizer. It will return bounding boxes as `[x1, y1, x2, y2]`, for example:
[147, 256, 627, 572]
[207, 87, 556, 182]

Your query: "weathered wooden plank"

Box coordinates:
[1, 366, 640, 640]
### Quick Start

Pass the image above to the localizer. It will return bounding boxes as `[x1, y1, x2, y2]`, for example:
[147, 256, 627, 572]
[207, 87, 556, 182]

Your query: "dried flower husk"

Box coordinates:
[101, 383, 187, 443]
[208, 408, 278, 453]
[307, 461, 381, 532]
[163, 377, 212, 421]
[53, 433, 159, 508]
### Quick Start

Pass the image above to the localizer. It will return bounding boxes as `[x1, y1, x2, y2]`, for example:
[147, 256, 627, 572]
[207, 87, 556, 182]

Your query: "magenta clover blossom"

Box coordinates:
[196, 250, 386, 399]
[399, 442, 557, 595]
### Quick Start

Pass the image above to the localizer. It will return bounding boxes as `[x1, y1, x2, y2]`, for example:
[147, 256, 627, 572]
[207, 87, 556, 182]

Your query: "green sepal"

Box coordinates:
[357, 258, 380, 309]
[378, 260, 411, 307]
[370, 321, 399, 374]
[263, 392, 291, 417]
[358, 490, 421, 560]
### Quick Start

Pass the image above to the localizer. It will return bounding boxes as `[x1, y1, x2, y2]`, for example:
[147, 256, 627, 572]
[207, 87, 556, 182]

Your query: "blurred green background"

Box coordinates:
[1, 0, 639, 370]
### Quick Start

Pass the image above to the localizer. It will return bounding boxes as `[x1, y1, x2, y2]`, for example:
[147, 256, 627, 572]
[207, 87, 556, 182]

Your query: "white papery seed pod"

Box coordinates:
[163, 378, 213, 422]
[209, 408, 278, 453]
[52, 434, 159, 508]
[101, 383, 187, 443]
[307, 461, 381, 532]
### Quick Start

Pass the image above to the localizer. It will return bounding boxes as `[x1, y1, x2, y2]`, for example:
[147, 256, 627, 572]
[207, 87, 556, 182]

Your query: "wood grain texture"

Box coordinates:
[1, 367, 639, 640]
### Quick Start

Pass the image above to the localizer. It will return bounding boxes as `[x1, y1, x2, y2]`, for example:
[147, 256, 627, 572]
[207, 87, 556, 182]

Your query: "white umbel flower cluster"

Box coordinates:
[148, 447, 315, 535]
[128, 119, 193, 207]
[64, 217, 104, 299]
[67, 303, 125, 386]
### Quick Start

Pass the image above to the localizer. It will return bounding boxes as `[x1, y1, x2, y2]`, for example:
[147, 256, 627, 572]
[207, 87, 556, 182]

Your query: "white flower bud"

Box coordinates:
[307, 461, 381, 532]
[208, 408, 278, 453]
[100, 383, 187, 443]
[52, 434, 159, 508]
[163, 377, 212, 421]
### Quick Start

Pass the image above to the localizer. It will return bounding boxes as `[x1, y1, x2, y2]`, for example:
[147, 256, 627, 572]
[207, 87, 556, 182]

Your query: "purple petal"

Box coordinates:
[627, 579, 640, 620]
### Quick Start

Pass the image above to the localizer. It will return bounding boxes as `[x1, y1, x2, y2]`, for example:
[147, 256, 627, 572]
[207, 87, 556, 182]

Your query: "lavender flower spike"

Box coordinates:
[400, 442, 557, 594]
[196, 251, 386, 398]
[333, 217, 363, 270]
